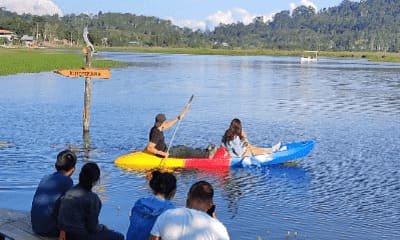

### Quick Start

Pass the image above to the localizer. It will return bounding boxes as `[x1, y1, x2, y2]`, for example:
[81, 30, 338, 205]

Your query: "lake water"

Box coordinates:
[0, 52, 399, 239]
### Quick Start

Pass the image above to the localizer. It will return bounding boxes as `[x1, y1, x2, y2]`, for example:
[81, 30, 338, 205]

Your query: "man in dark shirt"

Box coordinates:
[144, 105, 215, 159]
[144, 111, 186, 158]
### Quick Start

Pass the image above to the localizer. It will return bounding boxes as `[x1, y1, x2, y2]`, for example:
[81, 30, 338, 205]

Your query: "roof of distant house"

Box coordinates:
[21, 35, 34, 41]
[0, 29, 13, 34]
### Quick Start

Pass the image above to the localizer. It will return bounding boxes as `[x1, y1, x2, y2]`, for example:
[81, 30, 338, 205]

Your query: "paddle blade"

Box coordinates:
[188, 95, 194, 104]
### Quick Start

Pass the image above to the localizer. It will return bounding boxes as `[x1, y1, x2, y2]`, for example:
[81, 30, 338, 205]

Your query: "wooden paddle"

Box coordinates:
[160, 95, 194, 168]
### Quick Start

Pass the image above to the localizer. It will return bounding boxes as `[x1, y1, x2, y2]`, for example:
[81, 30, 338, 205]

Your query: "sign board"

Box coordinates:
[54, 68, 111, 79]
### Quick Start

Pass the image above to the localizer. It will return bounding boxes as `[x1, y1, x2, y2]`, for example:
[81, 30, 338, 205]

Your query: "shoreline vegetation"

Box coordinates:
[1, 47, 399, 76]
[0, 47, 127, 76]
[100, 47, 400, 63]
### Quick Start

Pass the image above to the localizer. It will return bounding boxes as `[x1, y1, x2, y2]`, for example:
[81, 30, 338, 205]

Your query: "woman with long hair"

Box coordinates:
[57, 162, 124, 240]
[222, 118, 279, 157]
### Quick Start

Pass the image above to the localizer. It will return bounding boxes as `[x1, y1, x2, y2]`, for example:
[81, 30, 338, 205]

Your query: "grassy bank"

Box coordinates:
[0, 48, 126, 76]
[100, 46, 305, 56]
[1, 47, 399, 76]
[100, 46, 400, 62]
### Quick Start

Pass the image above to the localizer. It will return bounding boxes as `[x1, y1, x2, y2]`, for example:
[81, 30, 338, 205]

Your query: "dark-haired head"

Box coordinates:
[149, 170, 177, 200]
[55, 150, 77, 172]
[188, 180, 213, 203]
[222, 118, 242, 144]
[79, 162, 100, 191]
[155, 113, 166, 128]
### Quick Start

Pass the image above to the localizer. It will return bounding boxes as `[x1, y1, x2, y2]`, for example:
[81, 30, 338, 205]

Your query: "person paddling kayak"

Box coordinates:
[144, 98, 214, 158]
[144, 111, 186, 158]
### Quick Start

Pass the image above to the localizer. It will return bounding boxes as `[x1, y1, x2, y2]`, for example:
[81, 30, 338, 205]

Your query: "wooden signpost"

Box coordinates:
[54, 68, 111, 79]
[54, 27, 110, 149]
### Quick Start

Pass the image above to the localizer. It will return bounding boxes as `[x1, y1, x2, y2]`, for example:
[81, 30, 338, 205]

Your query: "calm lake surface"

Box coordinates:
[0, 52, 399, 239]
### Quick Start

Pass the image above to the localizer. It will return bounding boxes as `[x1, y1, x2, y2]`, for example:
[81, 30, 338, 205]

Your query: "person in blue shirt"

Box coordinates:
[126, 170, 177, 240]
[30, 149, 77, 237]
[222, 118, 280, 157]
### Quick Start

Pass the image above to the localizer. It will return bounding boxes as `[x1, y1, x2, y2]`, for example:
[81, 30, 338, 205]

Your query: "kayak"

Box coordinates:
[114, 140, 315, 170]
[230, 140, 315, 167]
[114, 146, 231, 171]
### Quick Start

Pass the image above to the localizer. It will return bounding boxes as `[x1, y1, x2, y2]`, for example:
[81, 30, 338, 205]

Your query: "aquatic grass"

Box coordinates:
[320, 51, 400, 62]
[2, 47, 398, 76]
[98, 46, 400, 62]
[0, 48, 126, 76]
[98, 46, 304, 57]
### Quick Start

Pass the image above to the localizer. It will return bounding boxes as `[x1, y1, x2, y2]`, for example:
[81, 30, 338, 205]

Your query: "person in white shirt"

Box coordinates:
[149, 181, 230, 240]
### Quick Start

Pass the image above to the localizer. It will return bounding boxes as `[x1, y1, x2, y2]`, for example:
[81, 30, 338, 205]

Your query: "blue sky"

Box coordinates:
[2, 0, 348, 30]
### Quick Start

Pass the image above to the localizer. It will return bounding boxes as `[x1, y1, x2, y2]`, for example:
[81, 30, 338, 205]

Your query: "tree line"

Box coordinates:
[1, 0, 399, 52]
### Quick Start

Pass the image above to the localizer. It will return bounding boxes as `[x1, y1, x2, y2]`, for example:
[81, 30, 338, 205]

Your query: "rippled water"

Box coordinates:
[0, 53, 399, 239]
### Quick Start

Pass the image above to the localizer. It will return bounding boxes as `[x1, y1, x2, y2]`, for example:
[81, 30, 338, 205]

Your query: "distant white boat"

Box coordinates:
[300, 51, 318, 63]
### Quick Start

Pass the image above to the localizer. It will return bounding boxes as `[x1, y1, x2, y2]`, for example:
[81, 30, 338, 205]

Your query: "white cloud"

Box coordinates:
[169, 18, 207, 31]
[171, 8, 275, 31]
[290, 3, 297, 12]
[290, 0, 318, 12]
[1, 0, 63, 16]
[207, 10, 235, 26]
[232, 8, 254, 25]
[301, 0, 317, 10]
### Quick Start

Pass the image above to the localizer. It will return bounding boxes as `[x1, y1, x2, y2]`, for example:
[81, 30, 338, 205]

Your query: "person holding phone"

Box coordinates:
[149, 181, 229, 240]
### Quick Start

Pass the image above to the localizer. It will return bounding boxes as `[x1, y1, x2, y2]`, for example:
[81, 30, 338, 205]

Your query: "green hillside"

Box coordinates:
[1, 0, 399, 52]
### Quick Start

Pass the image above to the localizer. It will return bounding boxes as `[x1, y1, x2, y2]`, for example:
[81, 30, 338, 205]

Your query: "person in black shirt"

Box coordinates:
[144, 100, 215, 159]
[144, 109, 187, 158]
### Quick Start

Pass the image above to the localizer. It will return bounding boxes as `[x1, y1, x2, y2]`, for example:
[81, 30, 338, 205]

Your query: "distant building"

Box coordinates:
[21, 35, 34, 47]
[0, 28, 15, 41]
[213, 41, 230, 48]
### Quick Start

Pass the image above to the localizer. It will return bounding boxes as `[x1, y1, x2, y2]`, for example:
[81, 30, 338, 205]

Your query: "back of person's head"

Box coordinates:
[150, 170, 177, 200]
[79, 162, 100, 191]
[222, 118, 242, 144]
[188, 180, 214, 203]
[229, 118, 242, 134]
[55, 150, 77, 172]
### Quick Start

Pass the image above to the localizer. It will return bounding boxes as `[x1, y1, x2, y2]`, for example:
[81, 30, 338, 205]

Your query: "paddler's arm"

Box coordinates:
[161, 115, 181, 130]
[145, 142, 169, 158]
[162, 102, 190, 130]
[149, 235, 160, 240]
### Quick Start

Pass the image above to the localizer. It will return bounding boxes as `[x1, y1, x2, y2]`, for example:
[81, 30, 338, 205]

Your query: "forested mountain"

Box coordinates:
[211, 0, 400, 51]
[1, 0, 399, 52]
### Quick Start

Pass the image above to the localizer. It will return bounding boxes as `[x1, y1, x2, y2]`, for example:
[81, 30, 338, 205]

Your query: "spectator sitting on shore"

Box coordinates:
[150, 180, 229, 240]
[30, 150, 77, 237]
[57, 162, 124, 240]
[126, 170, 177, 240]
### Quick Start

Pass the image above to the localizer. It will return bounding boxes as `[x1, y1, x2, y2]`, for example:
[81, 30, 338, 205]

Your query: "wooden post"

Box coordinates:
[53, 62, 111, 151]
[54, 27, 110, 150]
[83, 73, 91, 149]
[82, 26, 94, 149]
[83, 46, 92, 135]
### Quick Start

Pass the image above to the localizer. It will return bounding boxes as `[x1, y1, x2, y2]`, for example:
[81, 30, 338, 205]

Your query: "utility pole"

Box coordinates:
[36, 22, 39, 46]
